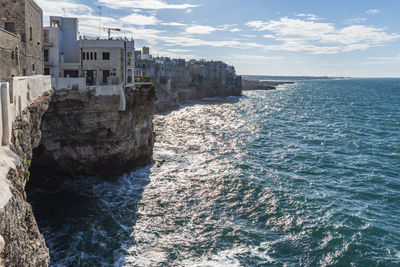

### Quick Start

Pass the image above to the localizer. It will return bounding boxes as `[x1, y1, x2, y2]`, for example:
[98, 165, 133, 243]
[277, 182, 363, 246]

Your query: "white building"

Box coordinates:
[44, 16, 135, 88]
[43, 17, 80, 77]
[80, 37, 135, 87]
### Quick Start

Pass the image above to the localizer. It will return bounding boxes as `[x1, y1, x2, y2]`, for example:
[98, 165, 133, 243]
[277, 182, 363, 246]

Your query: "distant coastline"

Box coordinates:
[242, 79, 293, 91]
[242, 75, 350, 81]
[242, 75, 350, 91]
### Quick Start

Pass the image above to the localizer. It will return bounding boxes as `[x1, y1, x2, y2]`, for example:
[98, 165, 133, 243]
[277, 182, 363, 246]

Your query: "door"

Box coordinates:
[102, 70, 110, 85]
[85, 70, 97, 85]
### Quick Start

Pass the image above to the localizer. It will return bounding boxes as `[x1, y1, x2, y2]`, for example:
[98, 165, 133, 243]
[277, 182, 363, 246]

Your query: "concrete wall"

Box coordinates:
[49, 17, 79, 64]
[51, 77, 85, 90]
[0, 75, 51, 145]
[50, 77, 126, 110]
[44, 27, 61, 77]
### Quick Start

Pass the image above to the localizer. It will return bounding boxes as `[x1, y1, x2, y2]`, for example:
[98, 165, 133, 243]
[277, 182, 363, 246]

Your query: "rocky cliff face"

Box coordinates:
[0, 92, 51, 267]
[32, 88, 155, 178]
[156, 76, 243, 113]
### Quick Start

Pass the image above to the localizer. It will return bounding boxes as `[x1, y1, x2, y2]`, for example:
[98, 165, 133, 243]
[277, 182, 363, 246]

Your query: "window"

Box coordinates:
[94, 52, 97, 60]
[44, 49, 49, 62]
[29, 27, 33, 41]
[52, 20, 60, 27]
[90, 52, 93, 60]
[127, 51, 132, 66]
[102, 52, 110, 60]
[32, 64, 35, 72]
[82, 52, 86, 60]
[11, 51, 15, 60]
[43, 30, 49, 43]
[5, 22, 15, 33]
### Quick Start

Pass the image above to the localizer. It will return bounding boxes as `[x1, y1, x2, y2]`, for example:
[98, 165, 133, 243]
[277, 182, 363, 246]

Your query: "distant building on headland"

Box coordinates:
[134, 47, 242, 111]
[0, 0, 44, 78]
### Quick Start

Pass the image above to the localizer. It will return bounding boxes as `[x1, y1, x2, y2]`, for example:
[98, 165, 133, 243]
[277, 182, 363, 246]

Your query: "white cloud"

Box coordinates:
[364, 54, 400, 64]
[123, 27, 163, 40]
[232, 54, 285, 65]
[150, 48, 195, 59]
[230, 28, 241, 32]
[185, 25, 217, 34]
[245, 17, 400, 54]
[160, 22, 186, 27]
[120, 13, 158, 25]
[98, 0, 199, 10]
[184, 8, 193, 14]
[295, 13, 321, 21]
[262, 34, 275, 39]
[159, 36, 266, 50]
[366, 9, 381, 15]
[234, 55, 284, 60]
[165, 48, 193, 53]
[36, 0, 92, 24]
[345, 17, 367, 24]
[241, 34, 257, 38]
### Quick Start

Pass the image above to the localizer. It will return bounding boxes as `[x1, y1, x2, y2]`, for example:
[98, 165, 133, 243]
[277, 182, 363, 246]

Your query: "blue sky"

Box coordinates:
[37, 0, 400, 77]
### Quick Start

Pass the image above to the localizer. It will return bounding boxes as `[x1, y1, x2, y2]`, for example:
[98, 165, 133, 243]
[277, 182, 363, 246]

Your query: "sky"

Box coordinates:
[36, 0, 400, 77]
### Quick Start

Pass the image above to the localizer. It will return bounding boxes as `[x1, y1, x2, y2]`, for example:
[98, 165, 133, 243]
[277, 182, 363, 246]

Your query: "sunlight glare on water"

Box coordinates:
[29, 79, 400, 266]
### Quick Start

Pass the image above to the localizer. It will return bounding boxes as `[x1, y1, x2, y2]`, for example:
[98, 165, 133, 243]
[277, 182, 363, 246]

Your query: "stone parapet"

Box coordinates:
[0, 75, 51, 146]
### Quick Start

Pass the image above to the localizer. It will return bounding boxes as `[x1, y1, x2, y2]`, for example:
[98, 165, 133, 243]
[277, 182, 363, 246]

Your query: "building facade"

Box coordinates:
[0, 0, 43, 78]
[43, 17, 80, 77]
[43, 16, 135, 87]
[80, 38, 135, 87]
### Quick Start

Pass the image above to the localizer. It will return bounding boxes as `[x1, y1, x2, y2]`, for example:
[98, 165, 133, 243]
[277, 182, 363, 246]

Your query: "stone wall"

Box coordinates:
[0, 0, 26, 40]
[24, 0, 44, 76]
[0, 0, 43, 77]
[0, 91, 51, 267]
[1, 76, 51, 146]
[0, 29, 23, 78]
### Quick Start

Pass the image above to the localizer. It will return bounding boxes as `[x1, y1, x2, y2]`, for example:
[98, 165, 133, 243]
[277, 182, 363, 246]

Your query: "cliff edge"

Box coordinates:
[31, 87, 155, 178]
[0, 92, 52, 266]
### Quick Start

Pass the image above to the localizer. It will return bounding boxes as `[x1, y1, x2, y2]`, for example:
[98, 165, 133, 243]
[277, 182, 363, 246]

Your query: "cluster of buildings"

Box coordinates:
[43, 16, 135, 89]
[135, 47, 241, 101]
[1, 0, 241, 112]
[1, 1, 135, 91]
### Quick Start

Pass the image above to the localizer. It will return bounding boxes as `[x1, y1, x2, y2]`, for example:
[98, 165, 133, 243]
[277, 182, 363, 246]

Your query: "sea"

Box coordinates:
[27, 78, 400, 266]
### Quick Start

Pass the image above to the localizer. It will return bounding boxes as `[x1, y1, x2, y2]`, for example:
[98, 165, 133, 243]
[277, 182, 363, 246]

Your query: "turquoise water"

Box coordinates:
[28, 79, 400, 266]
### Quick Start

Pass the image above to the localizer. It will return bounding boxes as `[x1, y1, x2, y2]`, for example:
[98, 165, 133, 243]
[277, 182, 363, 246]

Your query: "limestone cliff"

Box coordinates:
[156, 75, 243, 112]
[0, 92, 51, 267]
[32, 88, 155, 178]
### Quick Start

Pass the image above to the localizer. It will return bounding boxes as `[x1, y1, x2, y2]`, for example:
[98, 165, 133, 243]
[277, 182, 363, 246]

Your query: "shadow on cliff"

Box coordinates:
[26, 165, 153, 266]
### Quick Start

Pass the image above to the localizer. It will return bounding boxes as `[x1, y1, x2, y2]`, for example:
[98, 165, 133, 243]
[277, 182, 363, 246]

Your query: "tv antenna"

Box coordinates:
[98, 6, 102, 38]
[62, 8, 66, 16]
